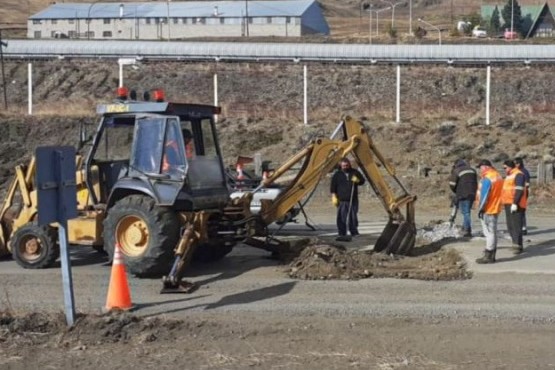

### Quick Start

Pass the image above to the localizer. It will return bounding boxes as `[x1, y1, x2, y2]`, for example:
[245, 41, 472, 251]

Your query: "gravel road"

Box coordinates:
[1, 205, 553, 322]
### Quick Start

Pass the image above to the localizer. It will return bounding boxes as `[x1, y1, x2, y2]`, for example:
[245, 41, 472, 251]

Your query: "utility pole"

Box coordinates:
[0, 29, 8, 110]
[167, 0, 171, 41]
[245, 0, 249, 36]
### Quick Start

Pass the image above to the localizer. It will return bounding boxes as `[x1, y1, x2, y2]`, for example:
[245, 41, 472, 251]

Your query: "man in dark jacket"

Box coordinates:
[330, 158, 365, 241]
[449, 159, 478, 237]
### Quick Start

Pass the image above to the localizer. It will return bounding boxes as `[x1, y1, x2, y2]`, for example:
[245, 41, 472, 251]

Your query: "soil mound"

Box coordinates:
[286, 243, 470, 281]
[0, 311, 190, 347]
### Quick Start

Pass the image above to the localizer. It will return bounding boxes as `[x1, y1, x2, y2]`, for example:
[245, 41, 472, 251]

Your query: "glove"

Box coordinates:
[351, 175, 360, 184]
[478, 211, 484, 220]
[331, 194, 339, 207]
[510, 204, 518, 213]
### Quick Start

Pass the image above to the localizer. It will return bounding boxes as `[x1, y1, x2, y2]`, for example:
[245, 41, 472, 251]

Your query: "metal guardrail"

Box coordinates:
[4, 40, 555, 65]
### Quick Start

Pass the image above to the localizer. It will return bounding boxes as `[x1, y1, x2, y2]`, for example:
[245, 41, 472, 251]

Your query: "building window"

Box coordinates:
[173, 18, 178, 24]
[192, 18, 197, 24]
[267, 17, 272, 24]
[103, 18, 111, 24]
[68, 19, 74, 24]
[34, 31, 41, 38]
[146, 18, 151, 24]
[155, 18, 160, 24]
[198, 17, 206, 24]
[220, 18, 225, 24]
[103, 31, 112, 37]
[182, 17, 187, 24]
[86, 31, 94, 38]
[286, 17, 291, 23]
[51, 19, 57, 25]
[68, 30, 76, 38]
[248, 17, 253, 24]
[33, 20, 41, 25]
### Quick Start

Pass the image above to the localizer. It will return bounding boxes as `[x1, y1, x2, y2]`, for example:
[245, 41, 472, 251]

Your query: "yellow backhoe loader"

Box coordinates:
[0, 91, 415, 290]
[161, 115, 416, 292]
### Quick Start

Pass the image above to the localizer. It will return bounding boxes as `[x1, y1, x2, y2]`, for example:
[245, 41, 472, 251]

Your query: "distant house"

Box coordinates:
[481, 2, 555, 38]
[28, 0, 330, 40]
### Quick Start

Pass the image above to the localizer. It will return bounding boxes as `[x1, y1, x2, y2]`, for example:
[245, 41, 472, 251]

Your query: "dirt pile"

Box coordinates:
[286, 243, 470, 281]
[0, 311, 191, 347]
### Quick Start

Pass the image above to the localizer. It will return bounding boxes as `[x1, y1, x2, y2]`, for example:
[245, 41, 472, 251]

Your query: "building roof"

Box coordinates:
[481, 4, 544, 24]
[30, 1, 316, 20]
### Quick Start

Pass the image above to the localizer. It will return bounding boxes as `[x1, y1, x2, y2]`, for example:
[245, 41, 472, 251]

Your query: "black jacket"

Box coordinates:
[449, 160, 478, 202]
[330, 168, 365, 202]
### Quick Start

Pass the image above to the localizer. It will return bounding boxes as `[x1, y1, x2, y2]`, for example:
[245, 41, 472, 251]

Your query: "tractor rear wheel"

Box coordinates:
[103, 195, 180, 277]
[11, 223, 59, 269]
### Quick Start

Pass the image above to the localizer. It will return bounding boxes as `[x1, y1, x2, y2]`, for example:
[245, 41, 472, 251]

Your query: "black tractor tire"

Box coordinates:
[11, 223, 59, 269]
[103, 195, 180, 278]
[193, 242, 234, 263]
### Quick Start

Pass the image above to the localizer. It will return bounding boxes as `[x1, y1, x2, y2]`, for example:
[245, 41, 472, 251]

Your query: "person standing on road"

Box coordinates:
[514, 157, 530, 235]
[449, 159, 478, 237]
[475, 159, 503, 264]
[501, 160, 527, 255]
[331, 158, 365, 241]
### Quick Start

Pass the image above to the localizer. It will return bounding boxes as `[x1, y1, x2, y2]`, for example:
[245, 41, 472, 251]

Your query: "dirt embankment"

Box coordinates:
[1, 60, 555, 201]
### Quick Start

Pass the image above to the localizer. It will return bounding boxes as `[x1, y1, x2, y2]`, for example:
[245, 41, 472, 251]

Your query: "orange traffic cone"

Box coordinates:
[105, 244, 133, 311]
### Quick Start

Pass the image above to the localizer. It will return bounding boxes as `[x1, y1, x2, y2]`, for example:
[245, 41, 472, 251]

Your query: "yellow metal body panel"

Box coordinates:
[67, 211, 104, 246]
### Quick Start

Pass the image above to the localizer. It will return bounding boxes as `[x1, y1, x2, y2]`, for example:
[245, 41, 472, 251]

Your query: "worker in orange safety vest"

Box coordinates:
[475, 159, 503, 264]
[501, 159, 527, 255]
[162, 128, 195, 172]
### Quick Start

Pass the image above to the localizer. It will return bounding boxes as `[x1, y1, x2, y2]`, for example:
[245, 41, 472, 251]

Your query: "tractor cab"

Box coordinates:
[85, 90, 229, 211]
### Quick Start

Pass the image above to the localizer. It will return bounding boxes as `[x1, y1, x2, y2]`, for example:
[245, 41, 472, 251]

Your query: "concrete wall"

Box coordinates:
[27, 17, 303, 40]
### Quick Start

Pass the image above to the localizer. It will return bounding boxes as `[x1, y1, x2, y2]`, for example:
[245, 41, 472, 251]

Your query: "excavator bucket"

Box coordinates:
[374, 220, 416, 256]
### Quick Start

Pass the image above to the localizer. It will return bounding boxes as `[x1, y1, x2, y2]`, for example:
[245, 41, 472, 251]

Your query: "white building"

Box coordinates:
[28, 1, 330, 40]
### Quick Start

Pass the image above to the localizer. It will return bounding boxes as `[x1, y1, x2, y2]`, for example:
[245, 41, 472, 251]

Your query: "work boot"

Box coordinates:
[463, 228, 472, 238]
[476, 249, 496, 264]
[511, 245, 524, 255]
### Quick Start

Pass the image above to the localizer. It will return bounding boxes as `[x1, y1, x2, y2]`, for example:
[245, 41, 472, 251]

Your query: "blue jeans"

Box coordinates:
[458, 199, 472, 231]
[336, 201, 359, 236]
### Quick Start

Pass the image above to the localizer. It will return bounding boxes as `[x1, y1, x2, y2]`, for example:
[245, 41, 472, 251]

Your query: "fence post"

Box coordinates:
[486, 65, 491, 126]
[537, 162, 545, 185]
[546, 163, 553, 183]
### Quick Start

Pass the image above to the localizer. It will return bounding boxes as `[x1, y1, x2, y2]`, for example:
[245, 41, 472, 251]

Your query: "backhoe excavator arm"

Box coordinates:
[259, 115, 416, 255]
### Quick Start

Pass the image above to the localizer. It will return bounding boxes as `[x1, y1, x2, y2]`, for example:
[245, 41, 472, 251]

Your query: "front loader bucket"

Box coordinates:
[373, 220, 416, 256]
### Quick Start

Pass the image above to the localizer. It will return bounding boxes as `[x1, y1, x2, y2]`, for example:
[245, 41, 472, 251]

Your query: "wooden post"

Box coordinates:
[546, 163, 554, 183]
[537, 162, 546, 185]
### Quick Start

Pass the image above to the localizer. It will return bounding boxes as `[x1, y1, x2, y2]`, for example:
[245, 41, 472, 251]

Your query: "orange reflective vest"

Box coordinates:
[163, 140, 194, 172]
[162, 140, 179, 172]
[185, 141, 194, 159]
[501, 168, 527, 208]
[476, 168, 503, 215]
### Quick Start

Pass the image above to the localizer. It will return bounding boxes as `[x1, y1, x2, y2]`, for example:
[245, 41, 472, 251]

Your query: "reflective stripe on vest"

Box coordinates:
[501, 168, 527, 208]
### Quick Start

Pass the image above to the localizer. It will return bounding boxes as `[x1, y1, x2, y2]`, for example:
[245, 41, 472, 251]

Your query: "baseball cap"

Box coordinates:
[476, 159, 492, 168]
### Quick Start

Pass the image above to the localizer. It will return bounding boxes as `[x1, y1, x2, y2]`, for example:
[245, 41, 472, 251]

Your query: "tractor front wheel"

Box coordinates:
[103, 195, 180, 277]
[11, 223, 59, 269]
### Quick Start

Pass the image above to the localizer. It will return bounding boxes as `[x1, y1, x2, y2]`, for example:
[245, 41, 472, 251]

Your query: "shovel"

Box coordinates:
[336, 181, 357, 242]
[448, 202, 458, 228]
